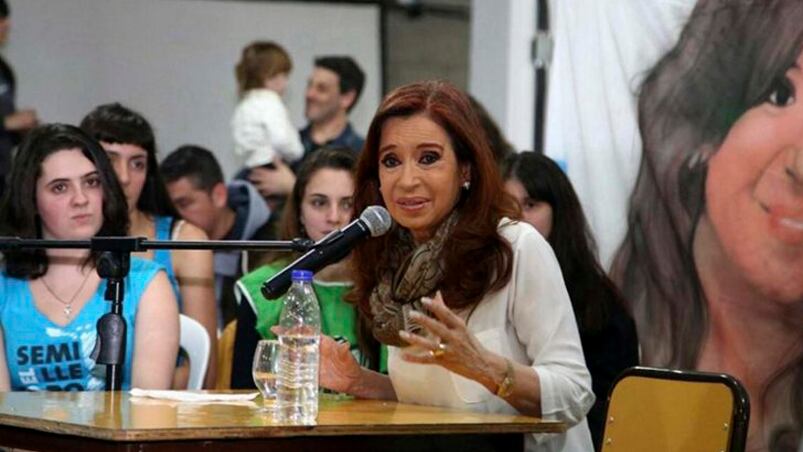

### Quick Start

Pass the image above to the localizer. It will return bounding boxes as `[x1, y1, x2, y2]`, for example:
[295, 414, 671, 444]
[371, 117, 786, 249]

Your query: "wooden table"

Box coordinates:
[0, 391, 565, 451]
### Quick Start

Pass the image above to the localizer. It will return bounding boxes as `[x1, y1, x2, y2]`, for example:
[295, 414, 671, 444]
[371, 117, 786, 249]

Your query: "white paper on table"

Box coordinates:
[129, 388, 259, 403]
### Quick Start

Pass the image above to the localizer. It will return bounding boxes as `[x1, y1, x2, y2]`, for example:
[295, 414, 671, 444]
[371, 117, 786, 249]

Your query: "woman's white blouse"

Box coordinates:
[388, 219, 595, 452]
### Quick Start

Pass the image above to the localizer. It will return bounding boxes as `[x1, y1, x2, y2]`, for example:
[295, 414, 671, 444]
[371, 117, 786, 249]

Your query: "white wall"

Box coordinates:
[543, 0, 693, 266]
[4, 0, 381, 178]
[385, 7, 469, 91]
[469, 0, 536, 151]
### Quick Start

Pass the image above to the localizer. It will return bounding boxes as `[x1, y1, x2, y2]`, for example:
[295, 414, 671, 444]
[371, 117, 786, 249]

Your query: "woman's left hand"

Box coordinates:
[399, 291, 500, 388]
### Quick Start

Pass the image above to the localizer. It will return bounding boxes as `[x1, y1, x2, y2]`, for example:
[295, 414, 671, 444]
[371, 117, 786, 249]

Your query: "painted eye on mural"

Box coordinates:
[766, 76, 795, 107]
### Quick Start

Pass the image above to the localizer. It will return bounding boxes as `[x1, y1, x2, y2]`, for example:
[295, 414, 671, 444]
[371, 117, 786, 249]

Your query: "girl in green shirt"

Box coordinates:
[230, 147, 385, 389]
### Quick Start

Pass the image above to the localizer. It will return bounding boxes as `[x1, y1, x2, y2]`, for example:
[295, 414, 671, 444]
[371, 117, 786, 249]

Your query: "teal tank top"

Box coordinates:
[0, 258, 162, 391]
[152, 215, 181, 303]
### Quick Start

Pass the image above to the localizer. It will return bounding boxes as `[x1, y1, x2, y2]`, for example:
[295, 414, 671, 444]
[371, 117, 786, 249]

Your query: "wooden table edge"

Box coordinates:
[0, 413, 565, 442]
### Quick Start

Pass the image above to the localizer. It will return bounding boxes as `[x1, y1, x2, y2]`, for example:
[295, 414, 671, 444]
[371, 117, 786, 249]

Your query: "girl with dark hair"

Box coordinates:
[80, 103, 217, 389]
[503, 151, 639, 449]
[611, 0, 803, 449]
[319, 81, 594, 451]
[230, 147, 384, 389]
[0, 124, 178, 391]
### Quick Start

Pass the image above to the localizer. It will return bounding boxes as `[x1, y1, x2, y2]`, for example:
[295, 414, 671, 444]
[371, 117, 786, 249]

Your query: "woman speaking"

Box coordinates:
[319, 81, 594, 451]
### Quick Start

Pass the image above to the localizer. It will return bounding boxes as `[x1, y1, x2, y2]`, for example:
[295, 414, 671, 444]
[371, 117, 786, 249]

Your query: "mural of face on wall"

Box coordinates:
[611, 0, 803, 450]
[703, 52, 803, 305]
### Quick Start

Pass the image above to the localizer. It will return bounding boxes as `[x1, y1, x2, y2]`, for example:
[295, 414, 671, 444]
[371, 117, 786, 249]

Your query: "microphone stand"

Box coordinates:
[0, 236, 312, 391]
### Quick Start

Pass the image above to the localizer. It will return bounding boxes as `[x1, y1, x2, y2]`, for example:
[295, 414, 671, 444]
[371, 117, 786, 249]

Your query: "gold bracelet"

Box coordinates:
[496, 358, 515, 398]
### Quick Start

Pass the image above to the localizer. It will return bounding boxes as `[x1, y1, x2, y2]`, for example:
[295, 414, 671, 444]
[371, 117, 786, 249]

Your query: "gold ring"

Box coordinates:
[430, 342, 448, 358]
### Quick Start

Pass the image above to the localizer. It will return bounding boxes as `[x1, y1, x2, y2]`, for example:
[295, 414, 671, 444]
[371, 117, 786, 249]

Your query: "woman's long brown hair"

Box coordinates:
[347, 80, 519, 320]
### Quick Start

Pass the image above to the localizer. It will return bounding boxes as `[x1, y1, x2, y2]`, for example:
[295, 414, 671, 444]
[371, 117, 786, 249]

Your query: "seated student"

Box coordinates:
[231, 147, 384, 389]
[0, 124, 178, 391]
[503, 151, 639, 449]
[80, 104, 217, 389]
[161, 145, 276, 327]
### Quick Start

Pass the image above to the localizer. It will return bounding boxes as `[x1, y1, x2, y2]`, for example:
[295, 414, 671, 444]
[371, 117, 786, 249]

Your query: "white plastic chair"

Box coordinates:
[179, 314, 210, 390]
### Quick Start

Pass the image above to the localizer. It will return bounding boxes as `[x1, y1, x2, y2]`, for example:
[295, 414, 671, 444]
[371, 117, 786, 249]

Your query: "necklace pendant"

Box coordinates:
[64, 305, 72, 318]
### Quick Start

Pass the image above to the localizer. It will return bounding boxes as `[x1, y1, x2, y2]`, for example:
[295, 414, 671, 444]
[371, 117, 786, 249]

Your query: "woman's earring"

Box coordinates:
[462, 181, 470, 190]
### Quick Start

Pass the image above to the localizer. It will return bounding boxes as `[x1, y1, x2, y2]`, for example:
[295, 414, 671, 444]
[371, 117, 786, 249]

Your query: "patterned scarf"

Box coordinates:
[369, 212, 459, 346]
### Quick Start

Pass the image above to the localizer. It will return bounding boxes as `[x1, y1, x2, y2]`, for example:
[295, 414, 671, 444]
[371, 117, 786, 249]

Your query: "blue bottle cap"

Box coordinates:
[291, 269, 313, 281]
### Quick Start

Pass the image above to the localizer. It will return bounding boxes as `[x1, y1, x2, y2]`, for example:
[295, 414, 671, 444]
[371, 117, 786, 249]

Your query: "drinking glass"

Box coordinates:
[252, 339, 281, 411]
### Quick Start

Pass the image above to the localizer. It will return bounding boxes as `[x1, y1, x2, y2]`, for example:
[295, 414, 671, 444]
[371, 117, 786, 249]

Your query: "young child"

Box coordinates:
[231, 41, 303, 174]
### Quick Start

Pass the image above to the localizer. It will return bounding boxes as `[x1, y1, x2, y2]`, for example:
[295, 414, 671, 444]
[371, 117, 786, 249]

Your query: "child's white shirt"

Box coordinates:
[231, 88, 304, 168]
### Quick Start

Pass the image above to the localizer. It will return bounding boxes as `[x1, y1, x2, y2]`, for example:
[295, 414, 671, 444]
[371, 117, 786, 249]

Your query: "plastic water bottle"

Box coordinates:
[276, 270, 321, 425]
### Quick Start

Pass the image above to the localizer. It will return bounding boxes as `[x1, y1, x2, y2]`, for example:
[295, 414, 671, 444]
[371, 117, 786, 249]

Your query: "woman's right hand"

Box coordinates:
[319, 335, 363, 394]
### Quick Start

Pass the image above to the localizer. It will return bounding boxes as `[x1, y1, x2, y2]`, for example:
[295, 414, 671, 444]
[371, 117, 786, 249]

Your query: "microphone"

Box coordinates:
[261, 205, 392, 300]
